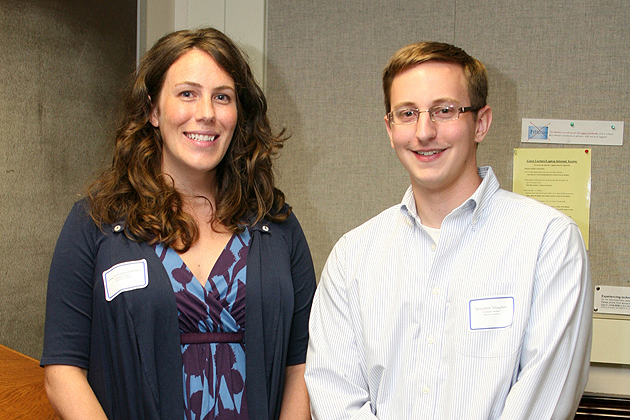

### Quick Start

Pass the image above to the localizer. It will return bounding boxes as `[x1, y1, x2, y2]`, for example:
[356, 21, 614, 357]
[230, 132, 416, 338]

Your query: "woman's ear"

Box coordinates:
[148, 95, 159, 128]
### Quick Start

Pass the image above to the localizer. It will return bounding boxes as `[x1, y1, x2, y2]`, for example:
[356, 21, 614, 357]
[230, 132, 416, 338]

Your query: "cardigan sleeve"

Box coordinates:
[284, 211, 317, 366]
[41, 200, 98, 368]
[245, 208, 317, 420]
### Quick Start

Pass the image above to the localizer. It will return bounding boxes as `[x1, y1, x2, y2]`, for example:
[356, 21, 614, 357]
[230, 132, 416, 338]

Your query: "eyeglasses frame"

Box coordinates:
[386, 105, 479, 125]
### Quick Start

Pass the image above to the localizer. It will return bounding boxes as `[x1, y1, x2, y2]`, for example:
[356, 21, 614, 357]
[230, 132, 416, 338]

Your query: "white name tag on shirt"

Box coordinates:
[102, 259, 148, 301]
[469, 296, 514, 330]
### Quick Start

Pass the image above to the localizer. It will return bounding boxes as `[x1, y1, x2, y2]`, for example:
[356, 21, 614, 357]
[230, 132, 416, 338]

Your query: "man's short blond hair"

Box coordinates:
[382, 41, 488, 113]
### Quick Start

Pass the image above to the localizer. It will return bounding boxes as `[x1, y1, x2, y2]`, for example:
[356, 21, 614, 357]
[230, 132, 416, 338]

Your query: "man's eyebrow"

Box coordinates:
[392, 97, 460, 110]
[430, 97, 460, 105]
[391, 101, 417, 110]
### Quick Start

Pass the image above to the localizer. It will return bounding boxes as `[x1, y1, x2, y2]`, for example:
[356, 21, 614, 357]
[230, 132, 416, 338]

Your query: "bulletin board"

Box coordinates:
[266, 0, 630, 290]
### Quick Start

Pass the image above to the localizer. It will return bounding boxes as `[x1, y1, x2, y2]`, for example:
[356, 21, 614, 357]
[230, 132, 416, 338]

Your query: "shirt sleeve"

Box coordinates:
[40, 201, 98, 369]
[285, 212, 317, 366]
[305, 236, 378, 420]
[500, 219, 592, 419]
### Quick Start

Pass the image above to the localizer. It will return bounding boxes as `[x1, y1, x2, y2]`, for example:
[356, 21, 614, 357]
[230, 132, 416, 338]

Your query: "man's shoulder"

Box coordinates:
[491, 188, 575, 227]
[323, 203, 406, 276]
[340, 203, 404, 243]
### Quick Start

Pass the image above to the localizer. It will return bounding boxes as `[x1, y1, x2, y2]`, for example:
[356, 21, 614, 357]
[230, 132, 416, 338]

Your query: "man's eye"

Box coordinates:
[431, 106, 458, 119]
[397, 109, 416, 118]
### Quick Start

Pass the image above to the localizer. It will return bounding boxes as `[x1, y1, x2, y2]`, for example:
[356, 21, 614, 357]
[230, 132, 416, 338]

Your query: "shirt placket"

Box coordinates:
[411, 220, 443, 416]
[415, 204, 476, 419]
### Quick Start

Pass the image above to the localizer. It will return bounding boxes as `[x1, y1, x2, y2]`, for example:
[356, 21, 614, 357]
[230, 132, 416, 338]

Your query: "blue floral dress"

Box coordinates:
[154, 229, 250, 420]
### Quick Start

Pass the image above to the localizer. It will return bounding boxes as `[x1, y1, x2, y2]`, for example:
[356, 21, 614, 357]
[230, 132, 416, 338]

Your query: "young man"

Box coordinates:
[305, 42, 592, 420]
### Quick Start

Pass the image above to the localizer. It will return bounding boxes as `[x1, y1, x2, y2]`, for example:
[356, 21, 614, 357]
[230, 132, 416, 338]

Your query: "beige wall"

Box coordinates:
[0, 0, 136, 358]
[264, 0, 630, 396]
[266, 1, 630, 288]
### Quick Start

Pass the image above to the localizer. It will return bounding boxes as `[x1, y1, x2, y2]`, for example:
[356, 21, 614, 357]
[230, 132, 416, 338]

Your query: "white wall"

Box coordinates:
[585, 315, 630, 395]
[140, 0, 266, 88]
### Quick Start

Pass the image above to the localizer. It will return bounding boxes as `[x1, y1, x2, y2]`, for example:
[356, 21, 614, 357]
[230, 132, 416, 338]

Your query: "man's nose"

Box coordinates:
[415, 112, 437, 142]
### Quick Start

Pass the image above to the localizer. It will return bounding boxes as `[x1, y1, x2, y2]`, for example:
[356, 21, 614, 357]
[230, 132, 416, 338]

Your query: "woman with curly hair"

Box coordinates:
[41, 27, 315, 420]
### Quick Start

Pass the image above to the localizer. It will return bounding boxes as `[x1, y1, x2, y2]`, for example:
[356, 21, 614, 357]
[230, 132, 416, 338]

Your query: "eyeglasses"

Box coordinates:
[387, 105, 478, 125]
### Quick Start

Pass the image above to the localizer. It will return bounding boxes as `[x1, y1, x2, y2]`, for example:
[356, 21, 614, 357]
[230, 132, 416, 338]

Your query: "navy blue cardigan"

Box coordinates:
[41, 200, 316, 420]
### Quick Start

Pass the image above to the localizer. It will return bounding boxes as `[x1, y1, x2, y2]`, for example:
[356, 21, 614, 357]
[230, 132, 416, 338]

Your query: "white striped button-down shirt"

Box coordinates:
[306, 167, 592, 420]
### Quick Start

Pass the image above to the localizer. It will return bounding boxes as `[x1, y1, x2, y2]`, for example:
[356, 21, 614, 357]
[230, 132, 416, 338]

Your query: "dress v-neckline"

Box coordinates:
[173, 233, 235, 290]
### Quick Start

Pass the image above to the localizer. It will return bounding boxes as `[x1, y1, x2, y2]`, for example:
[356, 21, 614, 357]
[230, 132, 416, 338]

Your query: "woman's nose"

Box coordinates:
[196, 97, 215, 121]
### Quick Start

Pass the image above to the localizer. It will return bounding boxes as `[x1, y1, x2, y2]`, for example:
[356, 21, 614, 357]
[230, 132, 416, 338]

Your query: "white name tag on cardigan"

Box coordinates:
[102, 259, 148, 301]
[469, 296, 514, 330]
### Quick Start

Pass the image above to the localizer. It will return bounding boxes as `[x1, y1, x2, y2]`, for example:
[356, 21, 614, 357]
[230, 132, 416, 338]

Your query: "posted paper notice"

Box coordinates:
[513, 148, 591, 248]
[521, 118, 623, 146]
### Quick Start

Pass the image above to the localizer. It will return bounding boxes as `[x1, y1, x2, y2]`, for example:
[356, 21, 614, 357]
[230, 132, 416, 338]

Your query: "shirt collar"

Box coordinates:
[399, 166, 501, 224]
[467, 166, 500, 221]
[400, 185, 420, 224]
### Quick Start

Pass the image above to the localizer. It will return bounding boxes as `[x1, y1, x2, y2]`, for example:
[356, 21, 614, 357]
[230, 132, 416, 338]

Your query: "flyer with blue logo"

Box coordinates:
[521, 118, 623, 146]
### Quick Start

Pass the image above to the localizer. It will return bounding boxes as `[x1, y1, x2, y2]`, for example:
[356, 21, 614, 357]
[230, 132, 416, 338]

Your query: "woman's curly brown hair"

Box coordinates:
[87, 27, 288, 252]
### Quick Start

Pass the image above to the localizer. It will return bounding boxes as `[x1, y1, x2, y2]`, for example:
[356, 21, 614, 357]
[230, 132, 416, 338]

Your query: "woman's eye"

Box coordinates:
[179, 91, 194, 99]
[215, 93, 230, 102]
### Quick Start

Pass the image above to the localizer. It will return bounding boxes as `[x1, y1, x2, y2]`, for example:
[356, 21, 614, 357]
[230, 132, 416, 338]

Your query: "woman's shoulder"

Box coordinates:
[63, 198, 122, 239]
[248, 203, 307, 238]
[52, 198, 103, 259]
[269, 203, 299, 228]
[63, 198, 94, 228]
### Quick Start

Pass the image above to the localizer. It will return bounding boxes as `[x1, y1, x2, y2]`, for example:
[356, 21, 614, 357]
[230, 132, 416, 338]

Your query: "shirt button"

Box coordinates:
[427, 335, 434, 344]
[430, 243, 436, 251]
[262, 225, 269, 232]
[422, 385, 430, 394]
[432, 287, 439, 295]
[113, 224, 123, 232]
